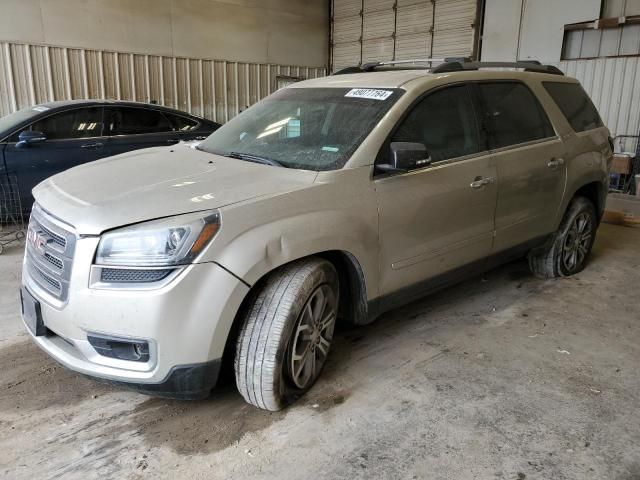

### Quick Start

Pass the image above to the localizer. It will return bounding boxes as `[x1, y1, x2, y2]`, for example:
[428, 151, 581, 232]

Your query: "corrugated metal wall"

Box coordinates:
[553, 57, 640, 152]
[0, 41, 327, 122]
[331, 0, 478, 72]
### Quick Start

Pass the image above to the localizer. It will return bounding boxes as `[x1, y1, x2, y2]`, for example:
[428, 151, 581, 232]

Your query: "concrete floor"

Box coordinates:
[1, 223, 639, 480]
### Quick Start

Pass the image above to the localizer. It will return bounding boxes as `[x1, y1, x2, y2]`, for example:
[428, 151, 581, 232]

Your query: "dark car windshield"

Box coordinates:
[0, 106, 45, 141]
[198, 87, 403, 171]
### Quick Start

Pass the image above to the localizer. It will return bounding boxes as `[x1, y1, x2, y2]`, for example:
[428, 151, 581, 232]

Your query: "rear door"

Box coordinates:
[375, 83, 498, 298]
[104, 106, 180, 157]
[2, 106, 106, 213]
[477, 81, 566, 254]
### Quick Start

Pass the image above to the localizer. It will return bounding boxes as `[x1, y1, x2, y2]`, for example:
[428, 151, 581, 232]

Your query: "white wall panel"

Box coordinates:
[481, 0, 521, 61]
[395, 1, 433, 60]
[518, 0, 600, 62]
[432, 0, 477, 57]
[0, 41, 326, 122]
[362, 0, 396, 63]
[0, 0, 328, 68]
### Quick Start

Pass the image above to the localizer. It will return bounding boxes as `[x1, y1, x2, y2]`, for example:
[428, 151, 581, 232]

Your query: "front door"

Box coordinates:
[476, 82, 567, 253]
[3, 106, 106, 213]
[375, 84, 498, 298]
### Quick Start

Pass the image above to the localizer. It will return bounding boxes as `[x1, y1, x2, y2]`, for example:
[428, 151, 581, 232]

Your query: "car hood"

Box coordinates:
[33, 145, 318, 234]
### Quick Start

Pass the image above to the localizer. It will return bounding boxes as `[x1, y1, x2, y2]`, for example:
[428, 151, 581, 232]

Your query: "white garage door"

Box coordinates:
[331, 0, 479, 72]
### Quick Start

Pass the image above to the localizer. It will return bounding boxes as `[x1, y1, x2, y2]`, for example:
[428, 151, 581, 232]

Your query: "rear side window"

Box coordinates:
[391, 84, 482, 162]
[478, 82, 555, 149]
[543, 82, 603, 132]
[107, 108, 172, 135]
[166, 113, 199, 131]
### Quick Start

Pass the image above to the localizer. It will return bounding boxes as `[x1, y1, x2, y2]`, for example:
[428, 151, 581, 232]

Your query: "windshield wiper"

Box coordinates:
[225, 151, 285, 168]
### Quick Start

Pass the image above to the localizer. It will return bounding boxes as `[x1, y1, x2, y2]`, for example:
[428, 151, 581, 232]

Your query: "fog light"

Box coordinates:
[88, 335, 150, 362]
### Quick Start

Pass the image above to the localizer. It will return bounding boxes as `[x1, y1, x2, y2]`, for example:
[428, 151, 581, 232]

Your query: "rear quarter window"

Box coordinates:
[543, 82, 603, 133]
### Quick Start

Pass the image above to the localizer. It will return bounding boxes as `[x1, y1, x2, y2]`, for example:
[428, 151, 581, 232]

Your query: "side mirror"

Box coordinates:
[16, 130, 47, 148]
[377, 142, 431, 174]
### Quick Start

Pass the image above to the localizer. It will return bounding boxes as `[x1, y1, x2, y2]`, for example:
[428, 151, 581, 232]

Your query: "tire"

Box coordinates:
[528, 196, 597, 279]
[234, 258, 339, 411]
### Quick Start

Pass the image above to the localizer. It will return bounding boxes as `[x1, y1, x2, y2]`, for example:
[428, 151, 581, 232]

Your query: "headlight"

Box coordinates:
[95, 211, 220, 267]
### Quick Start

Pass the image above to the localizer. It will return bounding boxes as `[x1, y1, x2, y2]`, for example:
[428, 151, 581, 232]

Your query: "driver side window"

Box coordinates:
[392, 84, 482, 162]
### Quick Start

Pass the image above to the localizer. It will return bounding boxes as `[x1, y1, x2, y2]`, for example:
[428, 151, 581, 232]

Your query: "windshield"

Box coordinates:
[0, 106, 46, 140]
[198, 87, 403, 170]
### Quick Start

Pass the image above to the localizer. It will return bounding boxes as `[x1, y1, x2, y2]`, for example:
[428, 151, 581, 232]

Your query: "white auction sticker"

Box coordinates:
[345, 88, 393, 101]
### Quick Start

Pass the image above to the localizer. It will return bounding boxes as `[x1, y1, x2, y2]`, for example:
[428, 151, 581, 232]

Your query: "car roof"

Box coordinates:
[32, 99, 213, 121]
[292, 69, 580, 90]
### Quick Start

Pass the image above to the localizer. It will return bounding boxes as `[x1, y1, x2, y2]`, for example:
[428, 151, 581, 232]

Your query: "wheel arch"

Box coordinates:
[559, 172, 607, 229]
[573, 181, 606, 221]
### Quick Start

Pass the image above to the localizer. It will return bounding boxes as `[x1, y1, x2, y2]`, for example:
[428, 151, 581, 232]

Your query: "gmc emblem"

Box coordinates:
[27, 228, 52, 255]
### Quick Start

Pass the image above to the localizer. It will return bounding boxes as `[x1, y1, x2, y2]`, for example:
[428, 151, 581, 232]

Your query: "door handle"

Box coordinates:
[470, 176, 495, 189]
[166, 139, 180, 144]
[81, 142, 104, 149]
[547, 157, 565, 168]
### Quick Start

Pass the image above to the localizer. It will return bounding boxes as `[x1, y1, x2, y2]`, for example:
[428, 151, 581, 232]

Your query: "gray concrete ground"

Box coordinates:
[1, 223, 639, 480]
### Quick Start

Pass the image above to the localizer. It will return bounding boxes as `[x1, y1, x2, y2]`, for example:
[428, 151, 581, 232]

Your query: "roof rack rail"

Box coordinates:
[332, 57, 564, 76]
[431, 60, 564, 75]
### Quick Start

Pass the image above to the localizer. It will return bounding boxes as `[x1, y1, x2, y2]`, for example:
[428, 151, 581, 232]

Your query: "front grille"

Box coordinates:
[32, 263, 62, 292]
[24, 205, 76, 302]
[39, 224, 66, 249]
[44, 252, 64, 270]
[100, 268, 174, 283]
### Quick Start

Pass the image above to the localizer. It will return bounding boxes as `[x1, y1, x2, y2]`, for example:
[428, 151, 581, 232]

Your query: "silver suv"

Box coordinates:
[21, 59, 611, 410]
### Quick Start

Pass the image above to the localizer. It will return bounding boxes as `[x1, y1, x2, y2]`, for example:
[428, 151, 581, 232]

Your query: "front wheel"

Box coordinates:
[234, 258, 339, 411]
[528, 196, 597, 278]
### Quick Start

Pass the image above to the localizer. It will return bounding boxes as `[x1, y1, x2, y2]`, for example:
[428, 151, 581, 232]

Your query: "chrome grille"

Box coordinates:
[44, 252, 64, 270]
[25, 205, 76, 302]
[32, 263, 62, 291]
[39, 224, 66, 249]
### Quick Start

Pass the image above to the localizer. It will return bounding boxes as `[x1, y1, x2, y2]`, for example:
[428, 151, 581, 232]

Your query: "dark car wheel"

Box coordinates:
[234, 258, 339, 411]
[528, 196, 597, 278]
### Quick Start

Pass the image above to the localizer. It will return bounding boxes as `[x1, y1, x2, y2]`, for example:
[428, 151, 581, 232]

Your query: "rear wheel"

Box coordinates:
[234, 258, 338, 411]
[528, 196, 597, 278]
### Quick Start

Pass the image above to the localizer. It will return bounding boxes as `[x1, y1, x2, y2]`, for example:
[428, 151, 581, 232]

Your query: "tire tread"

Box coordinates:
[235, 259, 335, 411]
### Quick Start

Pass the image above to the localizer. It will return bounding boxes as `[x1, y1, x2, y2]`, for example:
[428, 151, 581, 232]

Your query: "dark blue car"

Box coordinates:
[0, 100, 220, 214]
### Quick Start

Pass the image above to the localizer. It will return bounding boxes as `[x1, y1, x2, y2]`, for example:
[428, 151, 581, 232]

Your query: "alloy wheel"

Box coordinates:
[287, 284, 337, 390]
[562, 212, 592, 272]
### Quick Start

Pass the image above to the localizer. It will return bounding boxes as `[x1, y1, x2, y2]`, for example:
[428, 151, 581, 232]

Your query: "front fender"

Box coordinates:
[217, 210, 377, 293]
[204, 166, 380, 297]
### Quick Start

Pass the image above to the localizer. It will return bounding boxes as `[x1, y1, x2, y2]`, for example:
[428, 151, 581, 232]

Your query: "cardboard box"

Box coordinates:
[603, 193, 640, 226]
[611, 154, 632, 175]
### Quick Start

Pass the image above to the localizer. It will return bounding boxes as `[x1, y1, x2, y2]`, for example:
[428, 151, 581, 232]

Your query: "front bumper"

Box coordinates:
[22, 235, 249, 398]
[89, 359, 223, 400]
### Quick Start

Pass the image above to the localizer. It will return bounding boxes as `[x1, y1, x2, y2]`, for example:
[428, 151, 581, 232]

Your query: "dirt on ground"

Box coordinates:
[1, 223, 639, 480]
